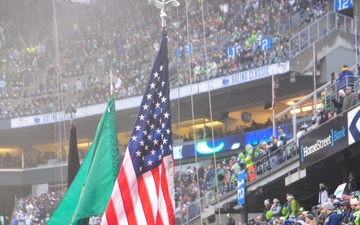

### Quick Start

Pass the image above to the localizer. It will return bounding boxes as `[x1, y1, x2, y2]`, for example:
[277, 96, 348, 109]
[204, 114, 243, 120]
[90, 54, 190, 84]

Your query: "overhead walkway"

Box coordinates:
[289, 12, 355, 75]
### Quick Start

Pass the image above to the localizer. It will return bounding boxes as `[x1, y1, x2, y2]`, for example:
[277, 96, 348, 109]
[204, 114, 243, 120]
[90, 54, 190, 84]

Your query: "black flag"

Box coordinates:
[68, 124, 80, 187]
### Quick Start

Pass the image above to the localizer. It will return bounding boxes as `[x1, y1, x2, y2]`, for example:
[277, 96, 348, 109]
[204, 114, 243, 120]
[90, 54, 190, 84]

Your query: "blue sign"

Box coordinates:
[228, 45, 242, 58]
[254, 38, 272, 53]
[237, 171, 246, 205]
[176, 45, 193, 57]
[334, 0, 353, 12]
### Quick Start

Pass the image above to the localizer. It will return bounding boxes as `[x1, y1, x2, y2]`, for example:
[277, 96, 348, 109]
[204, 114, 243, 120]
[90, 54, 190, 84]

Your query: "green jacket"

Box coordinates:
[287, 199, 301, 217]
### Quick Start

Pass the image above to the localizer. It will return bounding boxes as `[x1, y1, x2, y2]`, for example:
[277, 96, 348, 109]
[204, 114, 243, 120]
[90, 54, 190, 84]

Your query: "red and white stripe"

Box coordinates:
[101, 149, 175, 225]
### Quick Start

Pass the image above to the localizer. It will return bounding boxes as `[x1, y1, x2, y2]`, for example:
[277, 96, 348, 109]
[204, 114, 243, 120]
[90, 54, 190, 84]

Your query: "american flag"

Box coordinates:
[101, 32, 175, 225]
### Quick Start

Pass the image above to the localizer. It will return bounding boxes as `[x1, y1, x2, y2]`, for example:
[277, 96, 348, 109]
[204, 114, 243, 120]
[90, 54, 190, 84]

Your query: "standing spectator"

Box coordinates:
[263, 199, 271, 221]
[337, 65, 353, 83]
[349, 198, 358, 223]
[227, 213, 236, 225]
[322, 201, 340, 225]
[296, 124, 308, 146]
[277, 127, 286, 162]
[286, 195, 302, 218]
[340, 201, 352, 225]
[342, 87, 357, 112]
[198, 164, 205, 180]
[11, 215, 18, 225]
[269, 136, 278, 168]
[330, 72, 338, 85]
[277, 127, 287, 147]
[74, 78, 83, 96]
[346, 172, 357, 194]
[332, 89, 345, 115]
[271, 198, 282, 218]
[212, 163, 225, 188]
[318, 183, 329, 206]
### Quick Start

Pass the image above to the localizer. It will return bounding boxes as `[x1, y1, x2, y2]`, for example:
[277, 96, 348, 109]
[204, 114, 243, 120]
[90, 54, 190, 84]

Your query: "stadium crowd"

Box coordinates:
[6, 0, 360, 224]
[0, 0, 329, 119]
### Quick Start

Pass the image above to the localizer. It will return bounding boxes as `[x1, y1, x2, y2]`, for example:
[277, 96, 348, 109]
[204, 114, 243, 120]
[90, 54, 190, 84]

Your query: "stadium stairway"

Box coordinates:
[289, 12, 356, 78]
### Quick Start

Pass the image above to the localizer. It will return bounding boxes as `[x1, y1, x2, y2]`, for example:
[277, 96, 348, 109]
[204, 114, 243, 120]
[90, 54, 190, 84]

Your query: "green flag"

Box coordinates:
[47, 98, 119, 225]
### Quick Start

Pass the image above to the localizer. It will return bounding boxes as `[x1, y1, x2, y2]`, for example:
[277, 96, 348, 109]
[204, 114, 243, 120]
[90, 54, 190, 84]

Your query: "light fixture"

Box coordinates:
[286, 101, 295, 105]
[301, 106, 313, 112]
[77, 142, 92, 148]
[192, 121, 223, 129]
[290, 108, 301, 114]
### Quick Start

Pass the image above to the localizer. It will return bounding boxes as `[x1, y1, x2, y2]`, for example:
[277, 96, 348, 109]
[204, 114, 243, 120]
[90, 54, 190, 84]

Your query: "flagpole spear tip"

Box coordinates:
[148, 0, 180, 29]
[65, 104, 77, 126]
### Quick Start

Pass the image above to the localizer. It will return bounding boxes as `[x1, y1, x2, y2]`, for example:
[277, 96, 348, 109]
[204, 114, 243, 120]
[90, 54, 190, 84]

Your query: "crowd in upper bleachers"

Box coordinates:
[0, 0, 329, 119]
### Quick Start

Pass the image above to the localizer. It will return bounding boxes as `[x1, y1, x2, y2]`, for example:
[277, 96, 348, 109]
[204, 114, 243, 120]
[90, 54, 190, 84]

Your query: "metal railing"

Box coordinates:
[323, 76, 360, 112]
[290, 12, 354, 59]
[355, 79, 360, 99]
[178, 138, 300, 224]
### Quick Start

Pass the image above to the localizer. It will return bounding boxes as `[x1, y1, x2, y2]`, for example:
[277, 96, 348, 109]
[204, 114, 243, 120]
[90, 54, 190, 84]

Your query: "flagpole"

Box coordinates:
[272, 70, 275, 136]
[110, 68, 113, 96]
[355, 12, 358, 75]
[313, 43, 317, 111]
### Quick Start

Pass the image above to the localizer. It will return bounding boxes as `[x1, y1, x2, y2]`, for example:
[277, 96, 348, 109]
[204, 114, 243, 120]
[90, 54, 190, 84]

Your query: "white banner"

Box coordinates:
[11, 61, 290, 128]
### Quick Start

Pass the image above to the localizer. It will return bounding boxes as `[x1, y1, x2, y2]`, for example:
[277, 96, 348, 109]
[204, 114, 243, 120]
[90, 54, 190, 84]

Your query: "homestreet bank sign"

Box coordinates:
[299, 114, 348, 169]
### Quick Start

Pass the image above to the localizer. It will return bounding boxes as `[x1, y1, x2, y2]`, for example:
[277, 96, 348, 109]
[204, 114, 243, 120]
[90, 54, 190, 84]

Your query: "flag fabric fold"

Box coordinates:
[101, 32, 176, 225]
[68, 124, 80, 188]
[47, 98, 119, 225]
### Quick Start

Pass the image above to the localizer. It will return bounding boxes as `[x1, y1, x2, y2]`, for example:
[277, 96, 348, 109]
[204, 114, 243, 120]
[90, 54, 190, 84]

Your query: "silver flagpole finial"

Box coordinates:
[148, 0, 180, 28]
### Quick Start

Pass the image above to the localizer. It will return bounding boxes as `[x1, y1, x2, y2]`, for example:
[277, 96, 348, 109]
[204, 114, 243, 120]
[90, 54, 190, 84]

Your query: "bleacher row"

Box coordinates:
[0, 0, 328, 119]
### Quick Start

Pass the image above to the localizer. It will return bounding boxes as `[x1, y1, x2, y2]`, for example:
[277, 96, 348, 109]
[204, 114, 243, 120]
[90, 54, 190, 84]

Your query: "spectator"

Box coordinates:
[309, 109, 322, 131]
[227, 213, 236, 225]
[198, 164, 205, 180]
[330, 72, 338, 85]
[338, 65, 353, 82]
[277, 126, 286, 162]
[342, 86, 357, 112]
[346, 172, 357, 195]
[272, 198, 283, 219]
[327, 111, 334, 120]
[263, 199, 271, 221]
[305, 214, 317, 225]
[340, 201, 352, 225]
[277, 127, 287, 147]
[286, 195, 302, 218]
[322, 201, 339, 225]
[265, 118, 273, 128]
[332, 89, 345, 115]
[245, 145, 256, 181]
[269, 135, 278, 168]
[296, 124, 308, 146]
[318, 107, 328, 125]
[318, 183, 329, 206]
[212, 163, 225, 188]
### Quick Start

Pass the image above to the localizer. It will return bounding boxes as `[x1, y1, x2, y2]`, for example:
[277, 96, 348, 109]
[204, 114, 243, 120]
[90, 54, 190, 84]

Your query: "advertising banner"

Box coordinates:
[237, 170, 246, 206]
[299, 114, 348, 169]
